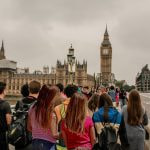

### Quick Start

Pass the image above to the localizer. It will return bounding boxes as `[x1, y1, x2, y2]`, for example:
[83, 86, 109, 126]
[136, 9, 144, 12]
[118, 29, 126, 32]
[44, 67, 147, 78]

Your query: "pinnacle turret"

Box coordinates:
[0, 40, 6, 60]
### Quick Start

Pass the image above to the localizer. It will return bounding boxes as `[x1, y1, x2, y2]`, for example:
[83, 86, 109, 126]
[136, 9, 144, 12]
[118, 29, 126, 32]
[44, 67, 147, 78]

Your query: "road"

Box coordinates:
[140, 93, 150, 119]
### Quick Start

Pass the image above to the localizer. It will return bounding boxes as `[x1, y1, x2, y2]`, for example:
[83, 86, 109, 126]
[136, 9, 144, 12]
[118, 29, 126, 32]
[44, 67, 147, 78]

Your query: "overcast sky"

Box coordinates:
[0, 0, 150, 85]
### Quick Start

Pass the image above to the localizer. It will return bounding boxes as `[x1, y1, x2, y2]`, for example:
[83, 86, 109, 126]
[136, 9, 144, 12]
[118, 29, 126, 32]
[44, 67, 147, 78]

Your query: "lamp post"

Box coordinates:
[68, 55, 75, 84]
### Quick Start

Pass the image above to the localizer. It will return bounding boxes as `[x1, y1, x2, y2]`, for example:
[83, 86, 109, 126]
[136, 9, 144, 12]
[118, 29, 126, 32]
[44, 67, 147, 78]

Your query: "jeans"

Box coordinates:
[32, 139, 56, 150]
[120, 99, 126, 108]
[15, 144, 32, 150]
[0, 131, 9, 150]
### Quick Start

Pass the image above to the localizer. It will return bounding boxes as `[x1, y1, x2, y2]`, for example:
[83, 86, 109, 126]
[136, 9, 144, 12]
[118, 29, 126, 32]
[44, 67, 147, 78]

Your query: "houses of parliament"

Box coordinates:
[0, 27, 115, 96]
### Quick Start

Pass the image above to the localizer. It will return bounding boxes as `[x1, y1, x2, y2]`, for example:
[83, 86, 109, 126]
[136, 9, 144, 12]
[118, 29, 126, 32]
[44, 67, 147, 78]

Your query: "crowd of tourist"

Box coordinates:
[0, 80, 149, 150]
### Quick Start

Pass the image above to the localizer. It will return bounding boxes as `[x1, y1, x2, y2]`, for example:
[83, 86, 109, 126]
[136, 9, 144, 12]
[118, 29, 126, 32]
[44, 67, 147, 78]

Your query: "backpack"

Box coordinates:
[98, 124, 122, 150]
[0, 100, 8, 132]
[7, 103, 32, 148]
[93, 111, 122, 150]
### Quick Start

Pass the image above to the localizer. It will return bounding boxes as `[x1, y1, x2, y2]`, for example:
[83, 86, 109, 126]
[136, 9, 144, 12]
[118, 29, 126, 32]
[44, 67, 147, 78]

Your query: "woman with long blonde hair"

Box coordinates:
[61, 93, 96, 150]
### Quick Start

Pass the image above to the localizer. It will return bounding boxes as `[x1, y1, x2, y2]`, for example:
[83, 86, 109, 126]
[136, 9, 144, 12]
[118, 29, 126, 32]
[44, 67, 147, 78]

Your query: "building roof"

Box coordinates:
[0, 59, 17, 70]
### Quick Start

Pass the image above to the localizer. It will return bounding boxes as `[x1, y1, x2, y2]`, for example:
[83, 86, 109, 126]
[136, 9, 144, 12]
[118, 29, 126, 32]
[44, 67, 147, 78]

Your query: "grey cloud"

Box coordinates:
[0, 0, 150, 85]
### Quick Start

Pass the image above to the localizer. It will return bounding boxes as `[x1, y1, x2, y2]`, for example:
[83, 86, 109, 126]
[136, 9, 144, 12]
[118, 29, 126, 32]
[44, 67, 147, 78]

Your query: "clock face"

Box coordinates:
[103, 49, 109, 55]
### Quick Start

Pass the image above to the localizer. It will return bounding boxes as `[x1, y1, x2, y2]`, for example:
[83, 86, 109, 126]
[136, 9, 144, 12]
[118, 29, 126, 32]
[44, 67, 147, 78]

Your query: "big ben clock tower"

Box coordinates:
[100, 26, 115, 86]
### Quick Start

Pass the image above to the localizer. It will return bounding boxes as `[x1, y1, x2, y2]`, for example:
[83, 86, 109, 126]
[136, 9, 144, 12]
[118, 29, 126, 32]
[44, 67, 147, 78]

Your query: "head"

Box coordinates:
[82, 86, 89, 94]
[99, 93, 113, 122]
[97, 86, 106, 95]
[0, 82, 6, 98]
[21, 84, 29, 97]
[64, 84, 78, 98]
[98, 93, 113, 108]
[110, 85, 115, 90]
[88, 93, 100, 112]
[35, 85, 59, 128]
[65, 93, 87, 133]
[127, 90, 142, 125]
[29, 80, 41, 95]
[56, 83, 64, 93]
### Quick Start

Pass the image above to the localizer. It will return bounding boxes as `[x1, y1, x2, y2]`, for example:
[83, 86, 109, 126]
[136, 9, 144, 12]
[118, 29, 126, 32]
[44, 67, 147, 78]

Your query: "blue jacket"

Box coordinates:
[93, 107, 122, 125]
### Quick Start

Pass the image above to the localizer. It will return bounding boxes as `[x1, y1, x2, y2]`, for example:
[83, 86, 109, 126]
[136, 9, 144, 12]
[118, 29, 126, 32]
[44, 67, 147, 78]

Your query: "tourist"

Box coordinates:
[15, 80, 41, 150]
[55, 83, 66, 106]
[119, 89, 127, 108]
[61, 93, 96, 149]
[88, 93, 100, 117]
[0, 82, 12, 150]
[55, 84, 78, 123]
[15, 83, 29, 110]
[115, 88, 120, 107]
[16, 80, 41, 111]
[82, 86, 92, 100]
[108, 85, 116, 105]
[93, 93, 122, 135]
[54, 84, 78, 149]
[121, 90, 148, 150]
[27, 85, 59, 150]
[56, 83, 66, 99]
[96, 86, 106, 95]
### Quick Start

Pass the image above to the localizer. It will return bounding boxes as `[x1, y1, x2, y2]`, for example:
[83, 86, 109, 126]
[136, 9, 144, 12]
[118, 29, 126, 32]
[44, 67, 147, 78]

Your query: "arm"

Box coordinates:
[50, 112, 59, 139]
[90, 126, 96, 146]
[4, 102, 12, 125]
[6, 113, 12, 125]
[54, 105, 61, 123]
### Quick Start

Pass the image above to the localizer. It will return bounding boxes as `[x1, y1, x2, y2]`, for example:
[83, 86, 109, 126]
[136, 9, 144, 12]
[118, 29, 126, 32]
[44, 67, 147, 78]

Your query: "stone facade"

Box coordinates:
[99, 26, 115, 86]
[136, 64, 150, 92]
[55, 45, 94, 87]
[0, 42, 94, 96]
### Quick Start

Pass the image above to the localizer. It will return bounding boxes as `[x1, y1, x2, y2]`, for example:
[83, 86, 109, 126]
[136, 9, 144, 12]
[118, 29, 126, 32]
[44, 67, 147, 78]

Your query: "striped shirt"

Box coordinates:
[28, 106, 56, 143]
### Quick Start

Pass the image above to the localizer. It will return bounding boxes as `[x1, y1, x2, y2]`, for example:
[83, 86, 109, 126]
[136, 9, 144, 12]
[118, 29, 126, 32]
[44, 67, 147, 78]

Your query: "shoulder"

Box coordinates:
[2, 101, 11, 108]
[108, 107, 122, 124]
[1, 100, 11, 113]
[93, 108, 103, 122]
[54, 103, 62, 112]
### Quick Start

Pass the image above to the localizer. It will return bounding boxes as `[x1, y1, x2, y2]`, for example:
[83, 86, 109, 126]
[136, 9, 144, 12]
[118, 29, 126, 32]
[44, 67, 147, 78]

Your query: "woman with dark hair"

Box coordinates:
[61, 93, 96, 149]
[93, 93, 121, 135]
[121, 90, 148, 150]
[88, 93, 100, 117]
[27, 85, 59, 150]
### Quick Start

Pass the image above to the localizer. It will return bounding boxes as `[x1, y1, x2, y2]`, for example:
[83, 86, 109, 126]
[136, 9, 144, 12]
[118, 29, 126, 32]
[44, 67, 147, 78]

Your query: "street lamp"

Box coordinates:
[67, 45, 75, 84]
